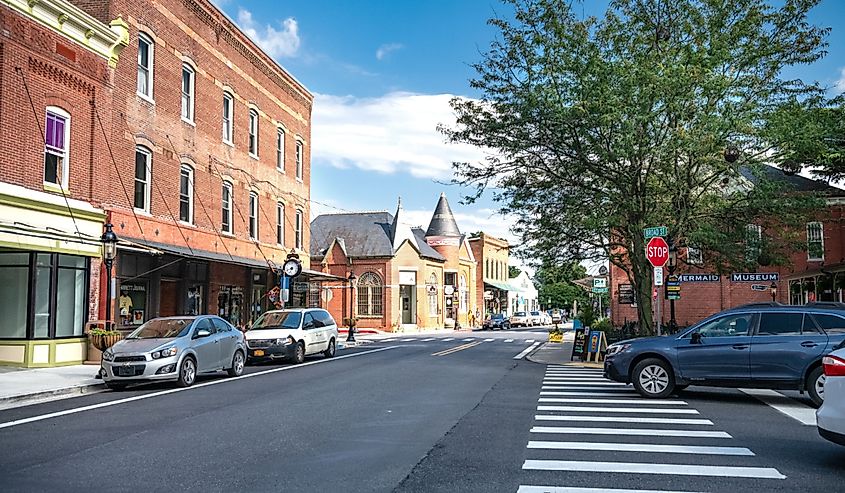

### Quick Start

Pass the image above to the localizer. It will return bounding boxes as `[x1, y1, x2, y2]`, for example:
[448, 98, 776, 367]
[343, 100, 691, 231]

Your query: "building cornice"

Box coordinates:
[2, 0, 129, 67]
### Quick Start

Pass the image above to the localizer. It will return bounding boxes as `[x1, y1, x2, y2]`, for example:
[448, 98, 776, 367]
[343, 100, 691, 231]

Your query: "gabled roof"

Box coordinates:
[390, 198, 418, 252]
[310, 212, 394, 259]
[310, 212, 445, 262]
[425, 193, 462, 238]
[412, 228, 446, 261]
[739, 165, 845, 196]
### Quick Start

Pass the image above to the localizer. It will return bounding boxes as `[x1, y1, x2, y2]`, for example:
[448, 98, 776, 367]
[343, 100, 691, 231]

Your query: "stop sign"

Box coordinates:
[646, 237, 669, 267]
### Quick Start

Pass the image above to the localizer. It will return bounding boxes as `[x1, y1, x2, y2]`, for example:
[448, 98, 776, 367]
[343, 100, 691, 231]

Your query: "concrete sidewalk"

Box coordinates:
[0, 364, 105, 410]
[527, 336, 604, 369]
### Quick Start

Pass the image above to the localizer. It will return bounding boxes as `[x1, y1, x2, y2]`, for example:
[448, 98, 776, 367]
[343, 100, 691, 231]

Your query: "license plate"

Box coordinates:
[254, 350, 265, 357]
[117, 366, 135, 376]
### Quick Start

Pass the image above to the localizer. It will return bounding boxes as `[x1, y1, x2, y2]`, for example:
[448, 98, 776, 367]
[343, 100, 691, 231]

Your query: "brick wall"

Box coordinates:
[74, 0, 313, 268]
[610, 206, 845, 327]
[0, 5, 113, 202]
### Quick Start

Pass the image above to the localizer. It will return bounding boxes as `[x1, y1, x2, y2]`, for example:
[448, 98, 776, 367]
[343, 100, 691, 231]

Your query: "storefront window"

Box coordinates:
[0, 252, 89, 339]
[56, 266, 85, 337]
[119, 282, 148, 327]
[186, 285, 203, 315]
[218, 286, 244, 327]
[0, 253, 29, 338]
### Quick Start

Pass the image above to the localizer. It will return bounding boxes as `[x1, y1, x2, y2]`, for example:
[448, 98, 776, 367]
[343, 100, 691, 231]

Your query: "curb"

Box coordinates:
[0, 382, 106, 410]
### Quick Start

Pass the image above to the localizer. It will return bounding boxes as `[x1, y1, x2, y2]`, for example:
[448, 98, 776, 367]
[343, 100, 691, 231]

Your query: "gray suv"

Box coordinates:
[100, 315, 246, 390]
[604, 302, 845, 406]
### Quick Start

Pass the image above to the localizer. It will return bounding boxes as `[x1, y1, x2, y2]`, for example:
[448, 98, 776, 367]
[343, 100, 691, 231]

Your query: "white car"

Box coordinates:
[530, 311, 544, 326]
[510, 311, 531, 327]
[818, 347, 845, 445]
[245, 308, 338, 364]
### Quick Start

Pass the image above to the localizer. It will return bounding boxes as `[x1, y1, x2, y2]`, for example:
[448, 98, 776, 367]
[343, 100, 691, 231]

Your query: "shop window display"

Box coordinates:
[119, 282, 147, 327]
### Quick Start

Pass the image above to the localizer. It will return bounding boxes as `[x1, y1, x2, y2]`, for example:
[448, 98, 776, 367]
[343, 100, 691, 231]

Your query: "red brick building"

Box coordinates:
[0, 0, 128, 366]
[70, 0, 313, 330]
[311, 195, 478, 332]
[610, 167, 845, 328]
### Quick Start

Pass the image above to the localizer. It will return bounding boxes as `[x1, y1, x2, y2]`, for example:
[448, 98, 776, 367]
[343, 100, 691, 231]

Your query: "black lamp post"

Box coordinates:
[667, 239, 678, 329]
[770, 281, 777, 302]
[100, 223, 118, 328]
[346, 272, 357, 342]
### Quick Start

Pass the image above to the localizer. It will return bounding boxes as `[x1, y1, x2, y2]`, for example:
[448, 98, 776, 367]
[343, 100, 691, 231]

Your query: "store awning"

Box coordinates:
[119, 237, 272, 270]
[485, 280, 512, 292]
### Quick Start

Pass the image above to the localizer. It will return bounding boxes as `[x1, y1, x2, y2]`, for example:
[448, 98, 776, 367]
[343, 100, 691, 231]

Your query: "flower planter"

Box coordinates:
[90, 333, 123, 352]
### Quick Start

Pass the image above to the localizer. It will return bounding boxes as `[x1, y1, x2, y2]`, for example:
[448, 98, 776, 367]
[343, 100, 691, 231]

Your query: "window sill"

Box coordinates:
[133, 208, 152, 216]
[277, 167, 286, 174]
[223, 139, 235, 148]
[43, 182, 68, 194]
[808, 257, 825, 262]
[221, 230, 235, 237]
[178, 220, 196, 229]
[136, 93, 155, 105]
[295, 177, 303, 183]
[181, 117, 196, 127]
[249, 153, 259, 161]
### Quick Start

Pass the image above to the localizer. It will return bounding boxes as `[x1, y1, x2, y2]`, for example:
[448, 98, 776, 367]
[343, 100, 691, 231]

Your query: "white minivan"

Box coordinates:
[245, 308, 338, 364]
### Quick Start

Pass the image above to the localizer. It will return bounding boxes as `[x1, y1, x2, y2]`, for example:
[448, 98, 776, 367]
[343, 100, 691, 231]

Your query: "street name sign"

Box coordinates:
[643, 226, 668, 239]
[592, 287, 609, 293]
[646, 236, 669, 267]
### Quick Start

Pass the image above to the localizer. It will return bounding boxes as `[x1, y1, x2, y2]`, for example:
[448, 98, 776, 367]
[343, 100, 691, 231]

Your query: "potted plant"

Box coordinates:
[343, 316, 358, 329]
[89, 326, 124, 352]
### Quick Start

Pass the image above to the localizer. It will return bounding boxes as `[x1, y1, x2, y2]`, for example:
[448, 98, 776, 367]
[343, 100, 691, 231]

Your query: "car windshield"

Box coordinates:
[531, 311, 540, 316]
[515, 312, 526, 317]
[127, 318, 194, 339]
[492, 314, 505, 320]
[251, 311, 302, 330]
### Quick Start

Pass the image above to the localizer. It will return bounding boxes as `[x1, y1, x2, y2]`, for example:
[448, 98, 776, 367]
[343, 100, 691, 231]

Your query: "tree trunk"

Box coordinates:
[629, 234, 654, 335]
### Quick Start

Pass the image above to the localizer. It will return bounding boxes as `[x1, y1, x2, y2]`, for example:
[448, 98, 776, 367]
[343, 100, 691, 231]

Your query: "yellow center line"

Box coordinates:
[432, 341, 482, 356]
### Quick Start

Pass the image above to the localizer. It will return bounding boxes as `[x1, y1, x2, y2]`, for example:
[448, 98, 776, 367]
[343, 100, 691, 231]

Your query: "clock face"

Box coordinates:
[283, 259, 301, 277]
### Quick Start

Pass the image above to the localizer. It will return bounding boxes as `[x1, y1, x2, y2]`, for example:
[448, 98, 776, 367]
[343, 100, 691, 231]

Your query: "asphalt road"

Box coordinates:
[1, 333, 844, 492]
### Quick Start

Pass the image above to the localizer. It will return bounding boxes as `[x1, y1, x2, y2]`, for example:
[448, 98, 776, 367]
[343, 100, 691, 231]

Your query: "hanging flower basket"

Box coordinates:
[89, 329, 123, 352]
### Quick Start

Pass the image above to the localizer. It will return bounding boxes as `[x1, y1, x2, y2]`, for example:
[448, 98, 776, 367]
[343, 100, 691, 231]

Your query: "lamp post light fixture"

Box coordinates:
[724, 145, 741, 163]
[346, 272, 357, 342]
[771, 281, 778, 302]
[100, 223, 119, 328]
[667, 238, 678, 330]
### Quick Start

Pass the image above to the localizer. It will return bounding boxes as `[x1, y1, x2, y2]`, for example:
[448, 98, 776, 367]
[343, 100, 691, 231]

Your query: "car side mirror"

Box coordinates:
[195, 329, 211, 339]
[690, 332, 702, 344]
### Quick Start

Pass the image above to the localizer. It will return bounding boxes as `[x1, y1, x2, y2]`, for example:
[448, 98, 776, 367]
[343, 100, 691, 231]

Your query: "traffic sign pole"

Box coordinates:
[655, 268, 661, 337]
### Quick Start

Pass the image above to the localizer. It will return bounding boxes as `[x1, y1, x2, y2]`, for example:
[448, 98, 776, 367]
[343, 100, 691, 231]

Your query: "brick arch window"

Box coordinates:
[44, 106, 70, 188]
[357, 272, 383, 317]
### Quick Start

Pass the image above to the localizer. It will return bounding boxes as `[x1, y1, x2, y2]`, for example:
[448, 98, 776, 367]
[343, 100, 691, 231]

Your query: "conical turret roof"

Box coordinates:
[425, 193, 462, 237]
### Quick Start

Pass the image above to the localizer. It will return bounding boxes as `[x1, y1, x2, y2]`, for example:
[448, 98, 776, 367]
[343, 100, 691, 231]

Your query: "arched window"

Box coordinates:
[179, 164, 193, 223]
[134, 146, 152, 211]
[427, 273, 438, 316]
[137, 33, 154, 99]
[357, 272, 383, 316]
[44, 106, 70, 187]
[221, 181, 233, 233]
[222, 91, 234, 143]
[459, 274, 468, 313]
[248, 191, 258, 240]
[295, 139, 304, 180]
[181, 63, 195, 122]
[295, 208, 303, 250]
[248, 108, 259, 157]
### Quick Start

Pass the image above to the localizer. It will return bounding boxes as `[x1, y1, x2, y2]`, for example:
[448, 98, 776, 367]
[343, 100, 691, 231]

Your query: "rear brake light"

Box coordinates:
[823, 355, 845, 377]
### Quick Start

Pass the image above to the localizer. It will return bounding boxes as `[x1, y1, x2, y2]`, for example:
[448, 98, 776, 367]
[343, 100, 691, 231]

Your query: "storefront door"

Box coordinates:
[400, 285, 415, 324]
[160, 281, 179, 317]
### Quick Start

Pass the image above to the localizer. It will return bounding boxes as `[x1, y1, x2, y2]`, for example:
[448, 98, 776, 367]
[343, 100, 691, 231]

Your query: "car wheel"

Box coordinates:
[227, 350, 245, 377]
[177, 357, 197, 387]
[293, 342, 305, 364]
[632, 358, 675, 398]
[323, 338, 336, 358]
[105, 382, 126, 391]
[807, 365, 825, 407]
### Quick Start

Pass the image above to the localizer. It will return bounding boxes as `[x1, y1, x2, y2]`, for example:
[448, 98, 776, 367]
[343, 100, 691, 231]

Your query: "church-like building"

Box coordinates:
[310, 194, 477, 331]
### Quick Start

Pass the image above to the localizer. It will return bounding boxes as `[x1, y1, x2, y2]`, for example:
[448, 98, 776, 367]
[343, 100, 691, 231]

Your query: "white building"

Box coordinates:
[507, 271, 538, 315]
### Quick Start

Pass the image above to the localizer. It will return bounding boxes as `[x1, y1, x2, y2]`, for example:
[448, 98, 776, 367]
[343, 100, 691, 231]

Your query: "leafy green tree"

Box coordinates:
[508, 265, 522, 278]
[536, 262, 589, 310]
[441, 0, 830, 334]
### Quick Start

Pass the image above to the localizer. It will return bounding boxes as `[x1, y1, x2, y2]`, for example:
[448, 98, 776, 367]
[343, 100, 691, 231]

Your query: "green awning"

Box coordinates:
[485, 280, 512, 292]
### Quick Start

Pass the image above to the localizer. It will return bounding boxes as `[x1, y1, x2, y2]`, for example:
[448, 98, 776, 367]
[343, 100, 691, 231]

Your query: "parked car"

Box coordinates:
[818, 346, 845, 445]
[530, 311, 544, 326]
[245, 308, 338, 364]
[483, 313, 511, 330]
[101, 315, 246, 390]
[550, 309, 563, 324]
[510, 311, 530, 327]
[604, 302, 845, 406]
[540, 312, 553, 325]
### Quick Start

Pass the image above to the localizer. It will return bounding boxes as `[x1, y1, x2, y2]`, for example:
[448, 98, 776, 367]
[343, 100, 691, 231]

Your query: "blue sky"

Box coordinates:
[214, 0, 845, 272]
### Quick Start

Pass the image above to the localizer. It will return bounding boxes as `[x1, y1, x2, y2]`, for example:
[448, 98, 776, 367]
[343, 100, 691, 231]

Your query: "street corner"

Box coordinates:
[526, 341, 574, 366]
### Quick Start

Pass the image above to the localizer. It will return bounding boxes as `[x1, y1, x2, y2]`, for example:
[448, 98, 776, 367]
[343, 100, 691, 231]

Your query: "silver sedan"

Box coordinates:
[100, 316, 246, 390]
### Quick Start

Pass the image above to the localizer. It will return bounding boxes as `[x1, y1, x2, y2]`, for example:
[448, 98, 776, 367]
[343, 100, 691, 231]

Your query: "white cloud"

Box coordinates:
[836, 67, 845, 94]
[237, 9, 300, 58]
[375, 43, 403, 60]
[312, 92, 487, 179]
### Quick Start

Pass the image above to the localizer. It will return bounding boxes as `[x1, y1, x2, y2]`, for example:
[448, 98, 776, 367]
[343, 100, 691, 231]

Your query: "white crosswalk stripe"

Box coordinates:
[516, 365, 786, 491]
[463, 338, 475, 342]
[504, 339, 514, 342]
